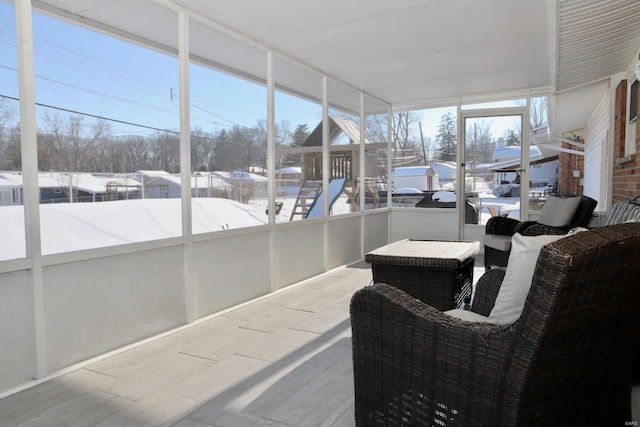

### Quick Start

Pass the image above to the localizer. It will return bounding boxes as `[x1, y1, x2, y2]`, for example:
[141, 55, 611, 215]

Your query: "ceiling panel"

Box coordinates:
[173, 0, 552, 104]
[35, 0, 179, 51]
[557, 0, 640, 91]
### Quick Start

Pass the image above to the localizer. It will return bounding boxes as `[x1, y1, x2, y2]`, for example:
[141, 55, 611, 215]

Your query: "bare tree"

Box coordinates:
[391, 111, 423, 167]
[150, 131, 180, 173]
[120, 136, 152, 172]
[0, 100, 21, 170]
[465, 119, 495, 164]
[517, 97, 548, 130]
[364, 112, 388, 143]
[41, 112, 108, 172]
[39, 112, 109, 201]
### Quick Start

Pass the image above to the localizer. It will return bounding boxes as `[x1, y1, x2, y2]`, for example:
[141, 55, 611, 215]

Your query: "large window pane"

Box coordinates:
[391, 106, 457, 208]
[273, 56, 322, 222]
[33, 7, 181, 254]
[327, 79, 360, 217]
[189, 21, 268, 233]
[0, 0, 25, 261]
[464, 114, 523, 225]
[363, 96, 389, 210]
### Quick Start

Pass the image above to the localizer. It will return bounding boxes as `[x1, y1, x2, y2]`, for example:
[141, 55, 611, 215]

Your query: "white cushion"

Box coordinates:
[488, 233, 566, 325]
[444, 309, 491, 323]
[483, 234, 512, 252]
[537, 196, 581, 227]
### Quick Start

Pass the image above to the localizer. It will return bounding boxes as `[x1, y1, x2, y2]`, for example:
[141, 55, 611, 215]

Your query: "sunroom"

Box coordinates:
[1, 0, 640, 424]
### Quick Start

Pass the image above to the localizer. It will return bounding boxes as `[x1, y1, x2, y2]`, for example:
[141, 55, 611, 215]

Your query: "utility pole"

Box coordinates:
[419, 122, 427, 166]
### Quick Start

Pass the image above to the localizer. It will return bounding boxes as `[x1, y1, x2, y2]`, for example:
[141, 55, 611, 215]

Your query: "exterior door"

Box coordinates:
[458, 107, 529, 240]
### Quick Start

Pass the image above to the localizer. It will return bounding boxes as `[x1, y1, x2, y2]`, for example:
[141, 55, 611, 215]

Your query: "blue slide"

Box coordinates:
[305, 178, 348, 219]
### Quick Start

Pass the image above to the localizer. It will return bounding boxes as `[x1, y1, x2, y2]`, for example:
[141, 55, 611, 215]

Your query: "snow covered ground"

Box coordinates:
[1, 189, 533, 261]
[0, 198, 272, 260]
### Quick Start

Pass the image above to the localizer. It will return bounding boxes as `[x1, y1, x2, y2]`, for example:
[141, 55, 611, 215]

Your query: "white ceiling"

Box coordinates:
[172, 0, 553, 105]
[30, 0, 640, 107]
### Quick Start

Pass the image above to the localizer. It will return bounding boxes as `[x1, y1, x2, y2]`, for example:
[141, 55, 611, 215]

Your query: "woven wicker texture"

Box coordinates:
[483, 195, 596, 270]
[351, 222, 640, 426]
[366, 240, 479, 311]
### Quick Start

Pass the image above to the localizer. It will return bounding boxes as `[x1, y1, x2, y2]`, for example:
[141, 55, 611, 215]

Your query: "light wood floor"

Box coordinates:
[0, 258, 638, 426]
[0, 262, 374, 427]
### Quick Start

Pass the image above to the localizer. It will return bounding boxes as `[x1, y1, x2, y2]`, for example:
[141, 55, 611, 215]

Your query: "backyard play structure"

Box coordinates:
[277, 116, 387, 220]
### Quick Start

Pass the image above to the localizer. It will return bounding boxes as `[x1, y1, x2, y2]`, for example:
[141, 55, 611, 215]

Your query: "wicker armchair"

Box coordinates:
[484, 194, 596, 270]
[351, 222, 640, 426]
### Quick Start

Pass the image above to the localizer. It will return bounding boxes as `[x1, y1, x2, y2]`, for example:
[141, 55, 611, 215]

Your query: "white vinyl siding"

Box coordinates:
[584, 89, 609, 212]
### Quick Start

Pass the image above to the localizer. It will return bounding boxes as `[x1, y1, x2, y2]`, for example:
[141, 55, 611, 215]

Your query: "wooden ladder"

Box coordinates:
[289, 180, 322, 220]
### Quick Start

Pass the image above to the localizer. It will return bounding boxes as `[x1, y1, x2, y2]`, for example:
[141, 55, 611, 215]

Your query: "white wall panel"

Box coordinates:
[584, 89, 609, 212]
[363, 211, 389, 253]
[327, 216, 362, 269]
[390, 209, 458, 242]
[44, 247, 185, 371]
[274, 222, 324, 289]
[192, 232, 270, 318]
[0, 271, 34, 391]
[463, 225, 486, 250]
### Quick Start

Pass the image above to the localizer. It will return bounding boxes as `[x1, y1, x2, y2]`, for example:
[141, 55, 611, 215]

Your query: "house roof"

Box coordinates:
[0, 172, 232, 192]
[0, 172, 131, 194]
[211, 171, 267, 182]
[492, 144, 543, 161]
[302, 116, 374, 147]
[392, 166, 433, 177]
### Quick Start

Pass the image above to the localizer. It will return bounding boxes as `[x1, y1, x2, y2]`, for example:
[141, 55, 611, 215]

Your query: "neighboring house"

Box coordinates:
[275, 167, 302, 187]
[392, 166, 439, 191]
[0, 173, 22, 206]
[490, 142, 558, 188]
[135, 171, 235, 199]
[2, 173, 100, 204]
[191, 173, 231, 198]
[134, 170, 181, 198]
[92, 175, 142, 201]
[428, 161, 457, 184]
[211, 170, 268, 198]
[38, 173, 139, 203]
[2, 170, 236, 205]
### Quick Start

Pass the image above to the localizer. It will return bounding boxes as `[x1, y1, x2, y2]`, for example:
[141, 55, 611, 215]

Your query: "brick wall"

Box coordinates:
[612, 78, 640, 202]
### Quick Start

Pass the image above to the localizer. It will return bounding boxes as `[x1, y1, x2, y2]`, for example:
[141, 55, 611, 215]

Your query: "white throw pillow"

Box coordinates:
[488, 233, 566, 325]
[536, 196, 581, 227]
[444, 309, 490, 323]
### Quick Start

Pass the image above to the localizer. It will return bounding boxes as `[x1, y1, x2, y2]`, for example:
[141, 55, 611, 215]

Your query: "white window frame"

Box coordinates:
[625, 75, 638, 156]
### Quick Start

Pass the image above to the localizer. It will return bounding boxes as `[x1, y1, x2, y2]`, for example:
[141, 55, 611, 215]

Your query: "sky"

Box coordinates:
[0, 2, 526, 148]
[0, 2, 323, 138]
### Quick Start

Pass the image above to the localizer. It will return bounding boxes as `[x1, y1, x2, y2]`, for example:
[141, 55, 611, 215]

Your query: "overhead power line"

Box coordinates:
[0, 93, 237, 144]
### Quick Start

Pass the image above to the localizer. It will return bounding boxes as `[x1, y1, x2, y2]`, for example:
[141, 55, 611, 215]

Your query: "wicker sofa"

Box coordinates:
[351, 223, 640, 426]
[483, 194, 597, 270]
[605, 197, 640, 225]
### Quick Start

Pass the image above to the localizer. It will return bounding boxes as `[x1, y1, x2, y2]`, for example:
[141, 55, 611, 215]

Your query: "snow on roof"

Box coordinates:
[1, 172, 117, 193]
[430, 161, 457, 170]
[492, 144, 541, 160]
[0, 173, 22, 187]
[137, 170, 172, 177]
[392, 166, 433, 176]
[1, 171, 233, 192]
[276, 167, 302, 174]
[211, 171, 268, 182]
[191, 174, 230, 189]
[0, 198, 270, 260]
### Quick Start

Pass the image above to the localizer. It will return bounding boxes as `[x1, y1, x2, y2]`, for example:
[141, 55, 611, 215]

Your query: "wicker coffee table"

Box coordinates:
[365, 239, 480, 311]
